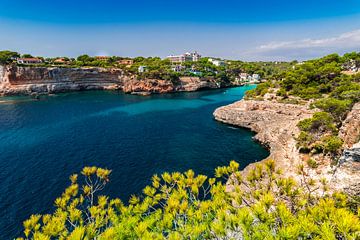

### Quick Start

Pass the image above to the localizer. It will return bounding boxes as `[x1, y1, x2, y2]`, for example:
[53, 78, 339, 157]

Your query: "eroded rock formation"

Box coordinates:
[339, 102, 360, 148]
[214, 99, 360, 194]
[0, 65, 128, 95]
[0, 65, 224, 96]
[214, 100, 315, 176]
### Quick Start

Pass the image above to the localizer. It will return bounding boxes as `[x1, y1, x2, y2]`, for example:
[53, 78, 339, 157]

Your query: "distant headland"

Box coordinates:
[0, 50, 291, 96]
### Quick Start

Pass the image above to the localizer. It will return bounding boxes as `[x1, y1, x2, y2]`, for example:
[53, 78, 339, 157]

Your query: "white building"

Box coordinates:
[252, 74, 260, 81]
[171, 65, 185, 72]
[138, 66, 147, 73]
[189, 70, 202, 76]
[17, 58, 43, 64]
[208, 58, 226, 67]
[167, 51, 201, 63]
[239, 73, 248, 81]
[190, 51, 201, 62]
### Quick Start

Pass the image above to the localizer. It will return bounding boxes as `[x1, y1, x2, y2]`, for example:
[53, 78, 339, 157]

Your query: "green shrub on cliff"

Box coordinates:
[296, 112, 344, 155]
[297, 112, 337, 134]
[18, 161, 360, 240]
[311, 98, 352, 122]
[321, 135, 344, 155]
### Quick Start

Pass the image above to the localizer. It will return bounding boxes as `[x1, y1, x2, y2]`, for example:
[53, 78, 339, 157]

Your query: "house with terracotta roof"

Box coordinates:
[117, 59, 134, 66]
[95, 56, 110, 61]
[54, 58, 69, 64]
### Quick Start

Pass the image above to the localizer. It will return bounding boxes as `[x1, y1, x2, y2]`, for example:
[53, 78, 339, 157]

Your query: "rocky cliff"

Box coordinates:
[339, 102, 360, 148]
[214, 100, 360, 194]
[214, 100, 315, 176]
[0, 65, 4, 83]
[0, 65, 223, 96]
[0, 65, 128, 95]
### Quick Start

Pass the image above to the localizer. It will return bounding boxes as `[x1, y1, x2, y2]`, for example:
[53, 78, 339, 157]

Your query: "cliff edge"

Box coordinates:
[214, 100, 360, 194]
[0, 65, 223, 96]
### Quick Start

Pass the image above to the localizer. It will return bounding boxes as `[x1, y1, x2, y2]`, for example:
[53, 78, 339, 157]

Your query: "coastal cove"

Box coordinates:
[0, 86, 268, 239]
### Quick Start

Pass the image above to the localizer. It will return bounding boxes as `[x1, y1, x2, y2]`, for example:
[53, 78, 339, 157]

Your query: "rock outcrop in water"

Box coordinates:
[214, 100, 315, 175]
[214, 99, 360, 194]
[0, 65, 224, 96]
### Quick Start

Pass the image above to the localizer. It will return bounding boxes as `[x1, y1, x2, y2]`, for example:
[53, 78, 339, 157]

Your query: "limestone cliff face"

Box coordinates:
[122, 79, 175, 94]
[336, 142, 360, 196]
[0, 65, 129, 95]
[214, 99, 360, 194]
[0, 65, 5, 84]
[334, 103, 360, 195]
[0, 65, 223, 95]
[176, 77, 221, 92]
[339, 102, 360, 148]
[213, 100, 314, 176]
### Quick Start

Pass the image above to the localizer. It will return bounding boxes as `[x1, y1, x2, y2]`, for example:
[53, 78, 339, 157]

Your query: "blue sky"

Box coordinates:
[1, 0, 360, 60]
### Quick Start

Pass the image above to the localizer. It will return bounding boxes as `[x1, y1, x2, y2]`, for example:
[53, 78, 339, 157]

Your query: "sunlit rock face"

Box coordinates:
[213, 99, 315, 177]
[339, 102, 360, 148]
[0, 66, 225, 96]
[0, 65, 7, 86]
[340, 142, 360, 164]
[0, 66, 128, 95]
[214, 99, 360, 196]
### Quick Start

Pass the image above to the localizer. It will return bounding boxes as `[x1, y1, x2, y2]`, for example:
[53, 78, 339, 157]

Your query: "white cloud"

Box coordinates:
[246, 29, 360, 61]
[258, 29, 360, 51]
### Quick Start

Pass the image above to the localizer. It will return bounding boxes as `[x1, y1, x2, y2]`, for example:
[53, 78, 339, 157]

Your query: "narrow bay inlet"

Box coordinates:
[0, 86, 269, 238]
[1, 1, 360, 237]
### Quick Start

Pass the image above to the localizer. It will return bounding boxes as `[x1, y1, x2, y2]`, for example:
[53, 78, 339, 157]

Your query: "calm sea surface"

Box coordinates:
[0, 86, 268, 238]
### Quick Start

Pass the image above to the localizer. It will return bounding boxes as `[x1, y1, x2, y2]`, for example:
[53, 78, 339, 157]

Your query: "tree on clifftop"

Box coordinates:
[77, 54, 92, 63]
[0, 50, 20, 64]
[21, 54, 34, 58]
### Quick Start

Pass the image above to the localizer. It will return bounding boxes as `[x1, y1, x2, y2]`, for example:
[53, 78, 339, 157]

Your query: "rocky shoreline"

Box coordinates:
[214, 99, 360, 194]
[0, 65, 227, 96]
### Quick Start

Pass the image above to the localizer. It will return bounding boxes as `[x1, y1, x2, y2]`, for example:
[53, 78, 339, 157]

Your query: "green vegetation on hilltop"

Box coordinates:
[247, 52, 360, 101]
[244, 81, 274, 99]
[227, 60, 294, 80]
[246, 52, 360, 158]
[0, 50, 294, 84]
[128, 57, 180, 83]
[19, 161, 360, 239]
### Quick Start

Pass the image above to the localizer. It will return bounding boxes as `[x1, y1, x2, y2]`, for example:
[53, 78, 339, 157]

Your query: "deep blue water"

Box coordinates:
[0, 86, 268, 239]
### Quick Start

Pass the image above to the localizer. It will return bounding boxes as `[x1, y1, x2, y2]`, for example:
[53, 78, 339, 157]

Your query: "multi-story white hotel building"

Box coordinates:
[167, 51, 201, 63]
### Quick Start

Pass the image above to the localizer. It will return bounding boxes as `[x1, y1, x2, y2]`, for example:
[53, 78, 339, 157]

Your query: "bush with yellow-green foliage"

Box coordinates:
[296, 111, 344, 156]
[18, 161, 360, 240]
[311, 98, 352, 123]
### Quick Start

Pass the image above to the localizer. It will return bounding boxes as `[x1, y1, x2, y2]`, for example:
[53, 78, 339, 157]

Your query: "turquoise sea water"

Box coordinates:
[0, 86, 268, 239]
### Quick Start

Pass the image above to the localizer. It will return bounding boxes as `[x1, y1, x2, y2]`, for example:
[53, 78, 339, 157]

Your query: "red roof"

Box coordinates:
[95, 56, 110, 59]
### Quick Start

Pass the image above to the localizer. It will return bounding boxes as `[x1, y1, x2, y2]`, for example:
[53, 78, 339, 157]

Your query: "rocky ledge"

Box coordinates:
[330, 142, 360, 196]
[0, 65, 224, 96]
[214, 99, 360, 194]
